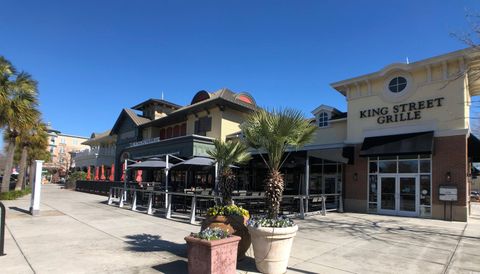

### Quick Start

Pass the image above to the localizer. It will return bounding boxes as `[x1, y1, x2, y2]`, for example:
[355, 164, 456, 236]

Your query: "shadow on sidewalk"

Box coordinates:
[9, 207, 31, 215]
[124, 233, 187, 258]
[236, 256, 258, 272]
[152, 260, 187, 274]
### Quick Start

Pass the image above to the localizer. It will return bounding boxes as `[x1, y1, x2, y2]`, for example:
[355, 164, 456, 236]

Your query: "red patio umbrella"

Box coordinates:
[86, 166, 91, 181]
[94, 166, 99, 181]
[135, 170, 143, 183]
[100, 165, 106, 180]
[120, 163, 125, 181]
[109, 164, 115, 181]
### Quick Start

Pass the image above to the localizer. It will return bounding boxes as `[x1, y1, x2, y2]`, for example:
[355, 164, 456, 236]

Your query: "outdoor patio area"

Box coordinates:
[1, 184, 480, 274]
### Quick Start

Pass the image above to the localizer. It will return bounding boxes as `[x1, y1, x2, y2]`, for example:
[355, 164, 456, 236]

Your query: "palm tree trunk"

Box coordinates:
[15, 146, 28, 190]
[1, 141, 16, 192]
[265, 170, 284, 219]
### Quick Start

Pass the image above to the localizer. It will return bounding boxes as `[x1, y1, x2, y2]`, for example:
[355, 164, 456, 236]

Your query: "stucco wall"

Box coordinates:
[344, 62, 470, 144]
[308, 120, 347, 147]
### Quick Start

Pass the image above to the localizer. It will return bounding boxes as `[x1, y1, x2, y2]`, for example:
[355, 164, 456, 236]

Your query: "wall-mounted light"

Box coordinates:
[353, 172, 358, 181]
[445, 171, 452, 182]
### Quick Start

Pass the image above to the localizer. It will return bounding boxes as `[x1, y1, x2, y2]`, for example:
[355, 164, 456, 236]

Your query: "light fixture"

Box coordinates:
[445, 171, 452, 182]
[353, 172, 358, 181]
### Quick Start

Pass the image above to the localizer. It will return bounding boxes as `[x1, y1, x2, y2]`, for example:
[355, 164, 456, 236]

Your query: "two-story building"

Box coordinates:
[72, 130, 117, 179]
[326, 48, 480, 221]
[87, 49, 479, 222]
[110, 88, 257, 185]
[233, 48, 479, 222]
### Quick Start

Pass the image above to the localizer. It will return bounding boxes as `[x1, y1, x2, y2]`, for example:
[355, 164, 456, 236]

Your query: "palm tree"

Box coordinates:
[15, 121, 49, 190]
[240, 108, 316, 219]
[0, 65, 39, 192]
[207, 140, 251, 205]
[0, 56, 16, 106]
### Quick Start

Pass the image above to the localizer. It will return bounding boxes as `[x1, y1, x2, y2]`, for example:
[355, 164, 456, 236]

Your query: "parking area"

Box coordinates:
[1, 184, 479, 273]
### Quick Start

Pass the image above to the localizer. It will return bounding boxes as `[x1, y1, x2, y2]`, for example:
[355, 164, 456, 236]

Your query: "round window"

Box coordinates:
[388, 77, 407, 93]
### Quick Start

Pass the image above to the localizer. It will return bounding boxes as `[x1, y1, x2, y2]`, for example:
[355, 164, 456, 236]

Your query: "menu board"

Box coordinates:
[439, 186, 457, 201]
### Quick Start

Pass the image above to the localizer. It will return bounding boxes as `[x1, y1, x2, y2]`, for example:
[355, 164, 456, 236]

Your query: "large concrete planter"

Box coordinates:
[248, 225, 298, 274]
[185, 235, 241, 274]
[201, 215, 251, 260]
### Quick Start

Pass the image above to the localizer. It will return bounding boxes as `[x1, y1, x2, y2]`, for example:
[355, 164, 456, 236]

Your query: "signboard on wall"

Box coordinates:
[359, 97, 445, 124]
[439, 185, 458, 201]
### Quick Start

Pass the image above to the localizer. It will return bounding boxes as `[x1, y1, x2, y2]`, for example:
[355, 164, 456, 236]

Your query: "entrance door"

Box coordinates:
[378, 176, 396, 215]
[378, 175, 418, 216]
[398, 176, 418, 216]
[323, 175, 337, 207]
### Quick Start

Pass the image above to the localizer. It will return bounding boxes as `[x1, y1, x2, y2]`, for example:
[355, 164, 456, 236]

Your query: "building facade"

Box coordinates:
[72, 130, 116, 178]
[326, 48, 480, 221]
[45, 124, 89, 172]
[84, 49, 479, 222]
[110, 88, 257, 183]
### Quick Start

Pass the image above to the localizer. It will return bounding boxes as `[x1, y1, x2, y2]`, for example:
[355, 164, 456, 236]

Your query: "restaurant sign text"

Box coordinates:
[359, 97, 444, 124]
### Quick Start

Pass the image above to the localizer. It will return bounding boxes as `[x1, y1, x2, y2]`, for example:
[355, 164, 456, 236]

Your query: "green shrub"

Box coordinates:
[0, 188, 32, 200]
[66, 171, 86, 189]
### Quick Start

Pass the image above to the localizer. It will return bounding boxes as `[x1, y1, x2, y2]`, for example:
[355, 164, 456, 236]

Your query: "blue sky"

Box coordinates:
[0, 0, 479, 150]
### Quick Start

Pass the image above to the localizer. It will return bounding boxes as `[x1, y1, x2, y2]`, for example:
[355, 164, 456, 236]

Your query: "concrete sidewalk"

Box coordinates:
[1, 184, 480, 274]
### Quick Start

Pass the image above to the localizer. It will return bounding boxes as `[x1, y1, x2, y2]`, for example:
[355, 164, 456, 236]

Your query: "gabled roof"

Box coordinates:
[83, 130, 116, 145]
[110, 108, 151, 135]
[131, 99, 182, 111]
[142, 88, 257, 128]
[311, 104, 343, 116]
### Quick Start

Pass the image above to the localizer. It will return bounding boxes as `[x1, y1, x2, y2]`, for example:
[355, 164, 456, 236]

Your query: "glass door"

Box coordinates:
[398, 176, 418, 216]
[378, 176, 396, 214]
[378, 175, 419, 216]
[323, 175, 337, 207]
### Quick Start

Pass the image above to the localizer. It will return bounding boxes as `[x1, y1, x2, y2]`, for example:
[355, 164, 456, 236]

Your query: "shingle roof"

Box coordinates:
[141, 88, 257, 128]
[123, 108, 151, 126]
[131, 99, 182, 110]
[110, 108, 152, 135]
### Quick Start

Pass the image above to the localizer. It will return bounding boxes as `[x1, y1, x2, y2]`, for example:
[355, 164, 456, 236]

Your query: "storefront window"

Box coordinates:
[379, 161, 397, 173]
[398, 160, 418, 173]
[420, 160, 430, 173]
[368, 175, 377, 212]
[368, 155, 432, 218]
[420, 175, 431, 206]
[369, 161, 378, 174]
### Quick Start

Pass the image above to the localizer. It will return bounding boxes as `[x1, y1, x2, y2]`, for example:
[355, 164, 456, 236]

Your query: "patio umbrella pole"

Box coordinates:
[214, 162, 219, 205]
[123, 159, 128, 204]
[165, 154, 169, 209]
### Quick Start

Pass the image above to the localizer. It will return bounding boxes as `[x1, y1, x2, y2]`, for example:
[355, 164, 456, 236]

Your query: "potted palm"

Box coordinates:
[185, 227, 241, 274]
[202, 140, 252, 259]
[240, 108, 316, 274]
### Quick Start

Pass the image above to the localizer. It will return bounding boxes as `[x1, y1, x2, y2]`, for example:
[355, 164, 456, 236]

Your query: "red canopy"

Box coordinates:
[94, 167, 99, 181]
[135, 170, 143, 183]
[86, 166, 91, 181]
[100, 165, 106, 181]
[120, 163, 125, 181]
[109, 164, 115, 181]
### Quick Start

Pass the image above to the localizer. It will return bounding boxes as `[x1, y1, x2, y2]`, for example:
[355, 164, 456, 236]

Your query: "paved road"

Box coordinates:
[1, 184, 479, 274]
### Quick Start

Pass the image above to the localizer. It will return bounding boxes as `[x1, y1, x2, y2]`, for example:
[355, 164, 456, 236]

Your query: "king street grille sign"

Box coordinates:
[359, 97, 444, 124]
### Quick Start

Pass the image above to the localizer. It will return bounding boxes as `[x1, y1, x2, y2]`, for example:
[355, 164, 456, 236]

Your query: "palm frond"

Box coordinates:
[240, 107, 316, 171]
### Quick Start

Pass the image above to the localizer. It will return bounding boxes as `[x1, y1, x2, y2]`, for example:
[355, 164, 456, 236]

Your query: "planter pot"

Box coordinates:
[185, 235, 241, 274]
[248, 225, 298, 274]
[201, 215, 251, 260]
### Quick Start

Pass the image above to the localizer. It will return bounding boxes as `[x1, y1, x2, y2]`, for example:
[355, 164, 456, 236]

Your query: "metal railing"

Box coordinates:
[107, 186, 343, 225]
[76, 181, 137, 196]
